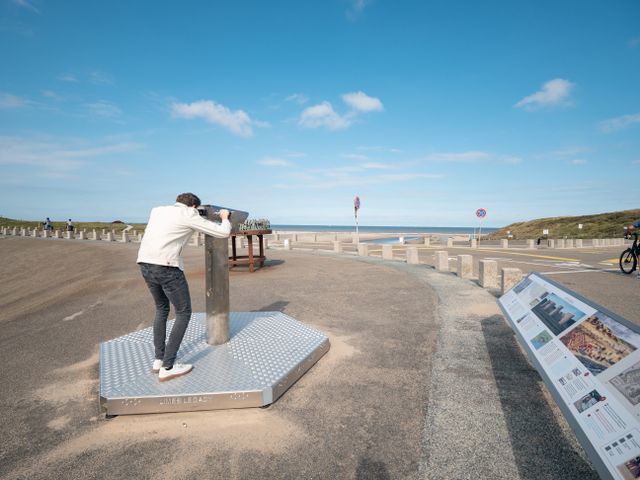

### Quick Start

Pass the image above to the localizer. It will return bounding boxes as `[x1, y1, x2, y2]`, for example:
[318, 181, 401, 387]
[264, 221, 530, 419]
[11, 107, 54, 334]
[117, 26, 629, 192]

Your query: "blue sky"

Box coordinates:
[0, 0, 638, 227]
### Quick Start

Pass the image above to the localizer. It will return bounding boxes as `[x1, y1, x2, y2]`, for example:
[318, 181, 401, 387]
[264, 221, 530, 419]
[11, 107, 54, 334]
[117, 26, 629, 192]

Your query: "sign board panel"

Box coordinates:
[475, 208, 487, 218]
[543, 229, 549, 235]
[498, 273, 640, 480]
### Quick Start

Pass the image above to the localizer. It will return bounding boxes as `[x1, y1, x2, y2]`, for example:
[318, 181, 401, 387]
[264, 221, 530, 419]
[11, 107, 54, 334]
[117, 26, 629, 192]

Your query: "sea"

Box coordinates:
[272, 224, 498, 234]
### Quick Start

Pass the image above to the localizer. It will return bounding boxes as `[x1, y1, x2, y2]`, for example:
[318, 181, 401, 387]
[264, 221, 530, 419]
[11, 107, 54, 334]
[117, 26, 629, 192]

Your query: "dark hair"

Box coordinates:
[176, 192, 201, 207]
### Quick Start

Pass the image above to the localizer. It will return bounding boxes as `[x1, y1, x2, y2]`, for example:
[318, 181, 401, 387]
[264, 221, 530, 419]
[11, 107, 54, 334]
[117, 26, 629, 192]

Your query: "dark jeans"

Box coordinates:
[139, 263, 192, 368]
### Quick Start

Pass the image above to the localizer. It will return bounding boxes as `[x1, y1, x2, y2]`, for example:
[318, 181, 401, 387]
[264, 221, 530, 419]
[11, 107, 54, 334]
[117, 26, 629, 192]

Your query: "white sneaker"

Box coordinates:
[152, 359, 163, 373]
[158, 364, 193, 382]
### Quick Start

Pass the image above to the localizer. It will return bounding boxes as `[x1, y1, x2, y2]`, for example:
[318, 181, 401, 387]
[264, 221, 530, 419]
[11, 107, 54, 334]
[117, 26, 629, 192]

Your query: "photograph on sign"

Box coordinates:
[560, 313, 640, 376]
[498, 273, 640, 479]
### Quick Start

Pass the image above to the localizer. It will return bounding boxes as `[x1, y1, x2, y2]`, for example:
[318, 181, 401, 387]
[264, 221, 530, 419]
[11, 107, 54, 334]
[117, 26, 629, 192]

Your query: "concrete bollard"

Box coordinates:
[457, 255, 473, 279]
[382, 244, 394, 260]
[557, 239, 565, 248]
[591, 239, 599, 247]
[406, 246, 419, 264]
[119, 232, 128, 243]
[500, 239, 508, 248]
[357, 243, 369, 256]
[11, 227, 17, 235]
[106, 232, 114, 242]
[79, 231, 86, 240]
[102, 229, 106, 236]
[527, 239, 535, 249]
[20, 228, 26, 236]
[575, 239, 583, 248]
[137, 233, 143, 242]
[66, 230, 73, 239]
[333, 241, 342, 253]
[423, 236, 430, 246]
[479, 260, 498, 288]
[565, 239, 574, 248]
[434, 250, 449, 271]
[54, 230, 61, 238]
[42, 229, 49, 238]
[547, 239, 554, 248]
[32, 228, 39, 237]
[446, 237, 453, 248]
[501, 268, 523, 294]
[470, 238, 477, 249]
[93, 230, 100, 241]
[283, 239, 291, 250]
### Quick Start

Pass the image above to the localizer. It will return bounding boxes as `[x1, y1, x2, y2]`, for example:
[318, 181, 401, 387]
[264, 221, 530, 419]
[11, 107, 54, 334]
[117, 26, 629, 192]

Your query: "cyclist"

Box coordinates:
[628, 220, 640, 238]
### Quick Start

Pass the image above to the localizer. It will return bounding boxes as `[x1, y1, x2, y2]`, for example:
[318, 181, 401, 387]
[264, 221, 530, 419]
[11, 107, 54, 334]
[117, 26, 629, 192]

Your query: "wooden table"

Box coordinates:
[229, 229, 272, 272]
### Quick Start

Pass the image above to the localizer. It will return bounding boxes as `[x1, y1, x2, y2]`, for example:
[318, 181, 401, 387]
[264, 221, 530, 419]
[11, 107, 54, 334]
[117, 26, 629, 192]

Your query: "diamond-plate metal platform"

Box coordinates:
[99, 311, 330, 415]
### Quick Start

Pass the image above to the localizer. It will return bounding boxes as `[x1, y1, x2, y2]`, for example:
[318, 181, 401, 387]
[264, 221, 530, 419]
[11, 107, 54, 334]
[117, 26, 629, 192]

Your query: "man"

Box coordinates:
[137, 193, 231, 381]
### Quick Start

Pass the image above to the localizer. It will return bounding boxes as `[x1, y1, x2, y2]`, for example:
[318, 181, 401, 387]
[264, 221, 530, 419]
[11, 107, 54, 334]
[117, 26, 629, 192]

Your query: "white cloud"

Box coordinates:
[57, 73, 78, 82]
[547, 146, 591, 157]
[500, 156, 523, 165]
[86, 100, 121, 118]
[285, 93, 309, 105]
[0, 136, 144, 173]
[599, 113, 640, 133]
[341, 153, 369, 161]
[299, 101, 351, 130]
[425, 151, 491, 162]
[570, 159, 587, 165]
[13, 0, 39, 14]
[89, 70, 114, 85]
[361, 162, 391, 169]
[358, 145, 403, 153]
[342, 91, 384, 112]
[346, 0, 370, 20]
[0, 93, 29, 109]
[257, 157, 293, 167]
[172, 100, 255, 137]
[514, 78, 574, 110]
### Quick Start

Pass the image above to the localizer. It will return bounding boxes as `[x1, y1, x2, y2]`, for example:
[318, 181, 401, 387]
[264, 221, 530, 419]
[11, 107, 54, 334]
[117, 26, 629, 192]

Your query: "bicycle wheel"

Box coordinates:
[619, 249, 637, 274]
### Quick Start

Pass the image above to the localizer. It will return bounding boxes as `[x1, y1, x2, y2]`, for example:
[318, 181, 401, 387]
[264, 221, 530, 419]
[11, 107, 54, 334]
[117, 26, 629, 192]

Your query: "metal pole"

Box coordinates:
[206, 235, 230, 345]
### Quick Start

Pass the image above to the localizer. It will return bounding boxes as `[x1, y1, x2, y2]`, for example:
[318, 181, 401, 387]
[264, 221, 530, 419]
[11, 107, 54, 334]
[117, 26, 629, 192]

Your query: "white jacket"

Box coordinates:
[137, 203, 231, 270]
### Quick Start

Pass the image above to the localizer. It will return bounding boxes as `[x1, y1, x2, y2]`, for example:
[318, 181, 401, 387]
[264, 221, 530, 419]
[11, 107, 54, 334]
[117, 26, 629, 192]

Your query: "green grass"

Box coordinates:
[0, 216, 147, 233]
[488, 208, 640, 239]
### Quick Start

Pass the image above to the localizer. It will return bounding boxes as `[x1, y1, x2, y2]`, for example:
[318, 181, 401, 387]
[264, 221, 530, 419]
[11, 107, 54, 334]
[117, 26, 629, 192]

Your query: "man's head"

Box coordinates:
[176, 193, 201, 208]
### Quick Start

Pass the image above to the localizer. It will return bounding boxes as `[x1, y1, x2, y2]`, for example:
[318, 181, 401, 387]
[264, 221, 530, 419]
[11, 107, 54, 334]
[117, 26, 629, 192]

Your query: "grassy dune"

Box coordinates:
[489, 209, 640, 239]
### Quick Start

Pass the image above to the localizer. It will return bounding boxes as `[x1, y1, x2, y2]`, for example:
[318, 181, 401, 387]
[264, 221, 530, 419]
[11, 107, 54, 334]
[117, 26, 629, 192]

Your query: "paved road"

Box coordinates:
[0, 236, 604, 479]
[355, 242, 640, 325]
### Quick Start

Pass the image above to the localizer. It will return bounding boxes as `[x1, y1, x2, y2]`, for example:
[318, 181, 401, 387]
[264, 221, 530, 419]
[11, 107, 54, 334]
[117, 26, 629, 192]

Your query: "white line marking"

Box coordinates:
[62, 300, 103, 321]
[539, 269, 619, 275]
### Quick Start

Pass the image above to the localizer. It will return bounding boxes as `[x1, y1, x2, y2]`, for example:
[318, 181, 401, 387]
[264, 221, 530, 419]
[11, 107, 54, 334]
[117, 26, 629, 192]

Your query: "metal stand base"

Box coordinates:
[99, 312, 330, 415]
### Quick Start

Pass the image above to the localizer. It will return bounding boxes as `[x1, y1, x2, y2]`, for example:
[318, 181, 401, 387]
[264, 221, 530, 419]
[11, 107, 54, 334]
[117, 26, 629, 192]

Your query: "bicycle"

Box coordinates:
[619, 232, 639, 274]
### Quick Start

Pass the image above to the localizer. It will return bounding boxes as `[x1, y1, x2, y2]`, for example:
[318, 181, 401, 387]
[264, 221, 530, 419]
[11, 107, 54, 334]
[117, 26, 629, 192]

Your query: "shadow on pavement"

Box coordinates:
[481, 314, 600, 480]
[253, 300, 289, 312]
[356, 457, 390, 480]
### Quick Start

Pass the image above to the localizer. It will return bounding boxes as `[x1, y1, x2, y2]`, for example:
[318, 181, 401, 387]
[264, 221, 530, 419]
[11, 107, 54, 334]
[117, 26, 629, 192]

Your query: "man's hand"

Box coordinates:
[219, 209, 230, 221]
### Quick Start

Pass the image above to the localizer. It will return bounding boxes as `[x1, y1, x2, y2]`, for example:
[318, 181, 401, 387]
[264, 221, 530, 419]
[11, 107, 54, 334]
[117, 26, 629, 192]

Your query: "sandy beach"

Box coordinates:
[0, 235, 598, 479]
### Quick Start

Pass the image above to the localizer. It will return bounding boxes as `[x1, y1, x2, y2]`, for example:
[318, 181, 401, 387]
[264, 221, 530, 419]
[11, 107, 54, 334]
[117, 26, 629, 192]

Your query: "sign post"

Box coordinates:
[354, 195, 360, 244]
[475, 208, 487, 245]
[499, 273, 640, 480]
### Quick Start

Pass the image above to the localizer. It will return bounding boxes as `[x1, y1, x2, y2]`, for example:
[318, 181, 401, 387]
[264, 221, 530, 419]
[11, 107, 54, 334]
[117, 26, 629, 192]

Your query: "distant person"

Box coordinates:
[66, 219, 74, 232]
[44, 217, 53, 231]
[137, 193, 231, 382]
[537, 237, 541, 246]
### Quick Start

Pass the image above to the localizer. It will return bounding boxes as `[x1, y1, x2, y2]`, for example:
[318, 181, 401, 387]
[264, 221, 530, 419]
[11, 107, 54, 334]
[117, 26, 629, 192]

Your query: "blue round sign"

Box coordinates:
[476, 208, 487, 218]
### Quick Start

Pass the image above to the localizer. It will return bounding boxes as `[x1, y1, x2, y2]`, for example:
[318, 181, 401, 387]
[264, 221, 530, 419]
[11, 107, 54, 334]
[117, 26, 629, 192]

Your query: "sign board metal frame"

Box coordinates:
[498, 273, 640, 480]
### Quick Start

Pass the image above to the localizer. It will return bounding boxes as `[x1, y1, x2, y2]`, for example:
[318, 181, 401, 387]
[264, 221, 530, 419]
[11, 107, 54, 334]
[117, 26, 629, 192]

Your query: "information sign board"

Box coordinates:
[498, 273, 640, 480]
[476, 208, 487, 218]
